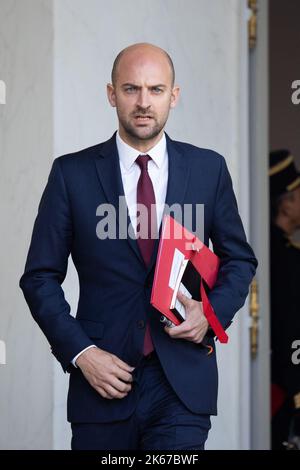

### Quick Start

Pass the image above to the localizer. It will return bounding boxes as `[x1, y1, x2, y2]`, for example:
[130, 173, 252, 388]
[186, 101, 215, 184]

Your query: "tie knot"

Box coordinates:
[136, 154, 151, 171]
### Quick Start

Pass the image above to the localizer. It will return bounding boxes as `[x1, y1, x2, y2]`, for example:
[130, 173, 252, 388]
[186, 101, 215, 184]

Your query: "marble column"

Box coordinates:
[0, 0, 54, 450]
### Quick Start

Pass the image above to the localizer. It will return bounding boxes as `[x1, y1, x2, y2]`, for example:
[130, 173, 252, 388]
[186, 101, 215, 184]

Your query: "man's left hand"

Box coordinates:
[164, 291, 209, 343]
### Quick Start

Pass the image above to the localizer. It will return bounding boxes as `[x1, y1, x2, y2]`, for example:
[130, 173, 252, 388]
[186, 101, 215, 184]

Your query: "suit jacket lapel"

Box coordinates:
[93, 132, 190, 272]
[94, 132, 144, 264]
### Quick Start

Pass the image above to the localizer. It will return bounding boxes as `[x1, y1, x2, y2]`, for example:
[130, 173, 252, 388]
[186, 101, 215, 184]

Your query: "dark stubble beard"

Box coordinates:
[118, 109, 170, 143]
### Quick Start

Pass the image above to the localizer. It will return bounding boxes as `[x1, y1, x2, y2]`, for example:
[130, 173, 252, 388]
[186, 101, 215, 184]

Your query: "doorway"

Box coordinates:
[269, 0, 300, 450]
[249, 0, 300, 450]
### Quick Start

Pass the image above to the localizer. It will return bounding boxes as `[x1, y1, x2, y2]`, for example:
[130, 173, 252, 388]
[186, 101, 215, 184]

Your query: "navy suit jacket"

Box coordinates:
[19, 132, 257, 423]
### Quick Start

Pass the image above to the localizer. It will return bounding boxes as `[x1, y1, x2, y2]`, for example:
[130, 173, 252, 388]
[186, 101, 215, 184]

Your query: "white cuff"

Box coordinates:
[71, 345, 97, 368]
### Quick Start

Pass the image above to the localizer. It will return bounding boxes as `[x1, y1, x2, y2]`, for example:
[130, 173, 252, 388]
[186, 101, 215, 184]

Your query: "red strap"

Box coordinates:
[200, 279, 228, 343]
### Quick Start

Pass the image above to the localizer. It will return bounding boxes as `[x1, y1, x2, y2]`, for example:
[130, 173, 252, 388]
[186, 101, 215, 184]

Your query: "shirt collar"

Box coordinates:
[116, 130, 167, 171]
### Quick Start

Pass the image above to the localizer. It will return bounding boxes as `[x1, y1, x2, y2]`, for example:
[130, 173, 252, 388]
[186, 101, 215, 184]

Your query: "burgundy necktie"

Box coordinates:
[136, 154, 157, 356]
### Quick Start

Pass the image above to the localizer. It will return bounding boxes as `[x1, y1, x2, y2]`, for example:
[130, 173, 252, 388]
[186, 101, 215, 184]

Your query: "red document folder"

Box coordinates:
[150, 214, 228, 343]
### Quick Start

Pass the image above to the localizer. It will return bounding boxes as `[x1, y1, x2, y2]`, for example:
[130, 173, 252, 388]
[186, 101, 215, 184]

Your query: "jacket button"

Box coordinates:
[137, 320, 145, 329]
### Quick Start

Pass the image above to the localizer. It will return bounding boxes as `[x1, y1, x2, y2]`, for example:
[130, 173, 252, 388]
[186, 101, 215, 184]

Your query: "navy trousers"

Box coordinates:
[71, 351, 211, 450]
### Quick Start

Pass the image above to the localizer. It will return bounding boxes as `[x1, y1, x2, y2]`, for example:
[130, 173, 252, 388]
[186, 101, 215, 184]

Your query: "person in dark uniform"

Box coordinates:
[269, 150, 300, 449]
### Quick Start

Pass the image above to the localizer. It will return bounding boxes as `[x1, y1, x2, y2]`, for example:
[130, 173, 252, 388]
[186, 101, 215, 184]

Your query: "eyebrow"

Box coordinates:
[121, 83, 167, 89]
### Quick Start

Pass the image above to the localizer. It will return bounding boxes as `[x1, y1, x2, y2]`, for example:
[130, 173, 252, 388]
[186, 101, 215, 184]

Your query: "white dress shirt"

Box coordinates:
[72, 131, 169, 367]
[116, 130, 168, 234]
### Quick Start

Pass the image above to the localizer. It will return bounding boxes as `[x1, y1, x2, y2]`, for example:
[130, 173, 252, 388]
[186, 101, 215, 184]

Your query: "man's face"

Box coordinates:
[107, 47, 179, 147]
[281, 185, 300, 228]
[290, 186, 300, 227]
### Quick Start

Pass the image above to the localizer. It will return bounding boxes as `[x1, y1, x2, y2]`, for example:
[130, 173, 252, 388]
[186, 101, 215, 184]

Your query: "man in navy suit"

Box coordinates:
[19, 43, 257, 450]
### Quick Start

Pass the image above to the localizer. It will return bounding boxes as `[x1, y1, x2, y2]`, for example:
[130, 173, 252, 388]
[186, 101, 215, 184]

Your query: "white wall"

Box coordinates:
[0, 0, 54, 449]
[0, 0, 250, 449]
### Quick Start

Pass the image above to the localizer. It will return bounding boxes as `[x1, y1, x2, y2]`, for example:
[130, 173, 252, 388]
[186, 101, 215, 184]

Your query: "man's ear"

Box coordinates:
[170, 85, 180, 109]
[107, 83, 116, 107]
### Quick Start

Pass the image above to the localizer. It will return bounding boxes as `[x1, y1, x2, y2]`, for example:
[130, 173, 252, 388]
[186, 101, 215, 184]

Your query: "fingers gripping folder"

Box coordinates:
[150, 215, 229, 344]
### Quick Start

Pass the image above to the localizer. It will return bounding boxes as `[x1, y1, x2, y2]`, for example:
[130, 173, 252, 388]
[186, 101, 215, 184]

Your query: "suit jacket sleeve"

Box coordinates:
[19, 158, 94, 372]
[208, 155, 258, 331]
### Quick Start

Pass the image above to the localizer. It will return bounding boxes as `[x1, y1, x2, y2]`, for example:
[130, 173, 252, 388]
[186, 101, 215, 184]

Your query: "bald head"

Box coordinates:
[111, 43, 175, 87]
[107, 42, 180, 152]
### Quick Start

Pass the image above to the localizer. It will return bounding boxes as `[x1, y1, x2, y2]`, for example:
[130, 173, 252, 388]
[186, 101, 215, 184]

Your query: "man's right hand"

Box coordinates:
[76, 347, 135, 400]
